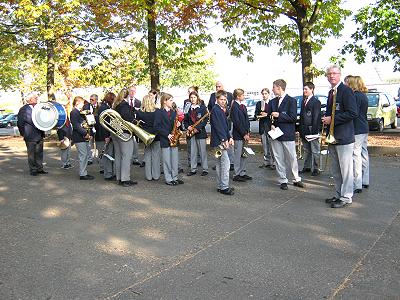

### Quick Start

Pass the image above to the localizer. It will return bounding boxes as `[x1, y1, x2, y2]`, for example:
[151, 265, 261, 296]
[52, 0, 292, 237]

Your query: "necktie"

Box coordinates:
[328, 89, 334, 106]
[240, 104, 245, 110]
[130, 98, 134, 107]
[167, 110, 171, 118]
[304, 97, 308, 107]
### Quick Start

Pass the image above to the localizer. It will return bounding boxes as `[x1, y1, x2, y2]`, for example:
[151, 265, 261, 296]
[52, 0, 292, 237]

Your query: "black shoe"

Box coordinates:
[140, 162, 145, 168]
[280, 183, 288, 190]
[99, 170, 104, 174]
[233, 175, 246, 182]
[299, 168, 311, 174]
[354, 189, 362, 193]
[311, 170, 320, 176]
[201, 171, 208, 176]
[229, 164, 234, 171]
[212, 166, 216, 170]
[176, 179, 184, 184]
[331, 200, 351, 208]
[166, 181, 176, 186]
[87, 161, 93, 165]
[132, 161, 140, 166]
[121, 180, 136, 187]
[186, 171, 197, 176]
[104, 177, 115, 181]
[293, 181, 304, 188]
[217, 187, 234, 192]
[241, 174, 252, 180]
[220, 188, 234, 195]
[80, 175, 94, 180]
[325, 197, 338, 204]
[37, 170, 48, 174]
[362, 184, 369, 189]
[30, 171, 38, 176]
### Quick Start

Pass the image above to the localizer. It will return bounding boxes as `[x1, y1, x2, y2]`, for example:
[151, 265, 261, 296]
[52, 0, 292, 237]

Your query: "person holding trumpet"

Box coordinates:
[323, 65, 358, 208]
[210, 90, 234, 195]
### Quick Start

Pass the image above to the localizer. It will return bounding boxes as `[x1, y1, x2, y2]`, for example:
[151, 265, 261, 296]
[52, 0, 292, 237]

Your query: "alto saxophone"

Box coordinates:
[170, 114, 182, 147]
[186, 110, 210, 138]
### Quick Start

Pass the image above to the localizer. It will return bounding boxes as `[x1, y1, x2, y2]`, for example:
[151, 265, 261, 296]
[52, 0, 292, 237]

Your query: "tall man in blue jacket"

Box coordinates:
[269, 79, 304, 190]
[323, 65, 358, 208]
[299, 82, 321, 176]
[17, 92, 47, 176]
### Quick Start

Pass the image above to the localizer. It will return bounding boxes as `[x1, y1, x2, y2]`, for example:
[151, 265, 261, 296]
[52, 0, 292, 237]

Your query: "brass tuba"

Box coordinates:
[99, 109, 155, 146]
[326, 88, 337, 144]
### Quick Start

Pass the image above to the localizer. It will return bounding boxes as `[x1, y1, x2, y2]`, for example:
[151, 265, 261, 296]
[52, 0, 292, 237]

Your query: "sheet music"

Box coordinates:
[268, 127, 284, 140]
[243, 146, 255, 155]
[305, 134, 320, 142]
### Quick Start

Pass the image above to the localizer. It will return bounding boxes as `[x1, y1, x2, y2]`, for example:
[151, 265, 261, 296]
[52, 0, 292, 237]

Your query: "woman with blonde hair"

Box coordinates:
[112, 88, 137, 187]
[347, 76, 370, 192]
[134, 95, 160, 181]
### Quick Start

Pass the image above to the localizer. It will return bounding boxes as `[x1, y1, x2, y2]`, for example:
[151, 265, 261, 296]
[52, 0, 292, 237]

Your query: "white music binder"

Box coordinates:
[268, 127, 284, 140]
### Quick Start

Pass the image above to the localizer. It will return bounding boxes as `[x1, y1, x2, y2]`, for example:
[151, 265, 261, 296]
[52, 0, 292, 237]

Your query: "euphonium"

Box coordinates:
[326, 88, 337, 144]
[99, 109, 155, 146]
[170, 114, 182, 147]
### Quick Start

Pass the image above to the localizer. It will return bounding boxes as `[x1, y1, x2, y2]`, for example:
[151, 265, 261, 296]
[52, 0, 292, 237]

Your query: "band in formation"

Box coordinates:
[17, 64, 370, 207]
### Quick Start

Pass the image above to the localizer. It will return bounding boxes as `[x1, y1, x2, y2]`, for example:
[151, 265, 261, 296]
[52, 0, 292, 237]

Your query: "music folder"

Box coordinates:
[305, 134, 320, 142]
[268, 127, 284, 140]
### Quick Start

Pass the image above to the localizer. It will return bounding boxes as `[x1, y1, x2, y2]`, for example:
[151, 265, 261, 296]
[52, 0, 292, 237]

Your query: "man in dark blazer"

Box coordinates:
[128, 85, 142, 166]
[323, 65, 358, 208]
[17, 93, 47, 176]
[299, 82, 321, 176]
[269, 79, 304, 190]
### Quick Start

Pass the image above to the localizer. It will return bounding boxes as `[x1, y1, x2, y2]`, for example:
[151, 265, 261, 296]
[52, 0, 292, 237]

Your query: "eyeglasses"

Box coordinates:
[216, 85, 222, 88]
[326, 72, 340, 76]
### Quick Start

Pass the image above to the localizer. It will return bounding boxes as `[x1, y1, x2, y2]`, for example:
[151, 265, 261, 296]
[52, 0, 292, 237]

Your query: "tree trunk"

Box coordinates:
[147, 0, 160, 90]
[298, 21, 313, 85]
[46, 40, 56, 101]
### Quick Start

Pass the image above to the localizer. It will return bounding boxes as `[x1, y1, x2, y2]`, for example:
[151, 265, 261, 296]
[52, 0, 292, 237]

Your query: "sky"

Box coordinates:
[206, 0, 400, 97]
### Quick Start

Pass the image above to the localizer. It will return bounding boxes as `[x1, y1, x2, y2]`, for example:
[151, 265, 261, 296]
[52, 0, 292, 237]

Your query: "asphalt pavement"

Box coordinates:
[0, 139, 399, 300]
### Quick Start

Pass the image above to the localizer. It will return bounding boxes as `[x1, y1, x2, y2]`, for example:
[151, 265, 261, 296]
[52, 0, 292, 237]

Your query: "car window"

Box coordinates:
[387, 94, 395, 105]
[367, 93, 379, 107]
[380, 94, 390, 106]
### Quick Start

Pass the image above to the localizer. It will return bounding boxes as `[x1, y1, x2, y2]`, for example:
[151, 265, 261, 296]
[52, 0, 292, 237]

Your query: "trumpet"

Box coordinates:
[99, 109, 155, 145]
[326, 88, 337, 145]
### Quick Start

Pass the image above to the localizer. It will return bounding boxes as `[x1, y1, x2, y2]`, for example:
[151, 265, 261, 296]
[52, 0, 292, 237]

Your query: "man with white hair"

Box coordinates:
[17, 92, 48, 176]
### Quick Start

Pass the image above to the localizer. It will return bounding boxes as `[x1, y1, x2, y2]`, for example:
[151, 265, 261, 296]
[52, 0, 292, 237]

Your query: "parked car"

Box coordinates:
[396, 99, 400, 118]
[366, 90, 397, 131]
[245, 98, 257, 121]
[0, 114, 18, 128]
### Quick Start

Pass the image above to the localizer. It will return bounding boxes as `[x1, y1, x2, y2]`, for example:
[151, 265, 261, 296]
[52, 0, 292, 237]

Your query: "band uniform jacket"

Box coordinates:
[353, 91, 369, 135]
[154, 108, 176, 148]
[97, 102, 111, 140]
[231, 101, 250, 140]
[255, 100, 271, 135]
[135, 110, 160, 142]
[71, 108, 89, 143]
[210, 104, 231, 148]
[325, 82, 358, 145]
[269, 95, 297, 142]
[17, 104, 45, 142]
[183, 104, 208, 139]
[299, 95, 321, 138]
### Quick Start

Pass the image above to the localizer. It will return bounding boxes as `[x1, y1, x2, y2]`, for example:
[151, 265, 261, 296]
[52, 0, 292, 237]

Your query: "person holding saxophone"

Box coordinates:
[210, 90, 234, 195]
[184, 91, 209, 177]
[323, 65, 358, 208]
[154, 93, 184, 186]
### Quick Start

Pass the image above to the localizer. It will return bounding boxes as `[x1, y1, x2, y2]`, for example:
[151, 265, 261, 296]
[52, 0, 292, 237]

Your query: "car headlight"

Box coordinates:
[367, 114, 372, 120]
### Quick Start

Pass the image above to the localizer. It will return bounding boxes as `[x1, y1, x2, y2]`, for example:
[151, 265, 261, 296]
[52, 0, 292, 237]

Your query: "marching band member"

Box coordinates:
[299, 82, 321, 176]
[98, 92, 116, 181]
[154, 93, 184, 186]
[183, 86, 199, 168]
[184, 91, 209, 177]
[70, 96, 93, 180]
[112, 88, 137, 187]
[231, 88, 252, 182]
[269, 79, 304, 190]
[135, 95, 161, 181]
[255, 88, 275, 169]
[127, 85, 142, 166]
[17, 92, 47, 176]
[323, 65, 358, 208]
[210, 90, 234, 195]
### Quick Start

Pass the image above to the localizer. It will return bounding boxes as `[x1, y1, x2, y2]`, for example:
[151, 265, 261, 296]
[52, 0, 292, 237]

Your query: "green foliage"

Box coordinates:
[343, 0, 400, 71]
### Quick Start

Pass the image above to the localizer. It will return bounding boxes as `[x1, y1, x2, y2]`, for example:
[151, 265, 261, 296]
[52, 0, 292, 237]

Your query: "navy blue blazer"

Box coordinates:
[207, 91, 233, 112]
[326, 82, 358, 145]
[183, 104, 208, 139]
[115, 101, 134, 123]
[154, 108, 176, 148]
[353, 91, 369, 135]
[231, 101, 250, 140]
[135, 110, 160, 142]
[17, 104, 45, 142]
[269, 95, 297, 141]
[70, 108, 88, 143]
[254, 100, 271, 135]
[97, 102, 111, 140]
[299, 95, 321, 138]
[210, 104, 231, 147]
